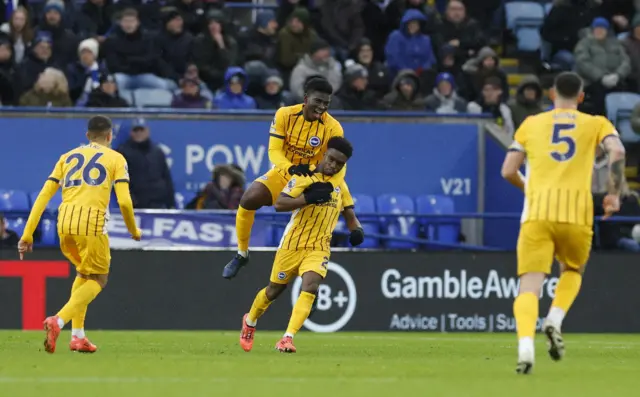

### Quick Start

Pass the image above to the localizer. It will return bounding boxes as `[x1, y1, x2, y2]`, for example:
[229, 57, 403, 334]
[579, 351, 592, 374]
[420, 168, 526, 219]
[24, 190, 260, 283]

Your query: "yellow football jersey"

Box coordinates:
[269, 104, 344, 171]
[279, 174, 354, 251]
[510, 109, 618, 226]
[47, 143, 129, 236]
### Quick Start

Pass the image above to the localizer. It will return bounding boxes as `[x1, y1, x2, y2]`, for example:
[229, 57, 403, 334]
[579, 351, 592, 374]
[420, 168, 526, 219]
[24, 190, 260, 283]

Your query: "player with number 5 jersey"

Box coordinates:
[501, 72, 626, 375]
[18, 116, 141, 355]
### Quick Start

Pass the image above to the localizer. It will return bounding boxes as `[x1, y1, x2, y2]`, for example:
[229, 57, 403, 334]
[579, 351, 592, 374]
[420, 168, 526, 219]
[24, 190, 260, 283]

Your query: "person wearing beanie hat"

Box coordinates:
[169, 0, 205, 35]
[276, 7, 318, 73]
[255, 69, 295, 109]
[507, 75, 544, 129]
[622, 14, 640, 91]
[157, 6, 194, 82]
[574, 16, 631, 114]
[16, 30, 61, 95]
[238, 10, 278, 67]
[85, 72, 130, 108]
[289, 38, 342, 101]
[425, 72, 467, 114]
[37, 0, 78, 66]
[67, 37, 109, 104]
[191, 8, 238, 91]
[335, 62, 378, 110]
[385, 10, 436, 77]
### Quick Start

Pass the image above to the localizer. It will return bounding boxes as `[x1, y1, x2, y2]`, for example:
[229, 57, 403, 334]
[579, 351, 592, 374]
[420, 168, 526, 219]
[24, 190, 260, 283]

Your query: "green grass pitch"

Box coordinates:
[0, 331, 639, 396]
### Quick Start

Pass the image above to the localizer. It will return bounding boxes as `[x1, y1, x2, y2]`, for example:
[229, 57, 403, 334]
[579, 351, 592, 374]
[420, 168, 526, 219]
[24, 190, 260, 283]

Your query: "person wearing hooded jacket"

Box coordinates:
[214, 66, 257, 110]
[424, 72, 467, 114]
[276, 7, 318, 74]
[460, 46, 508, 102]
[187, 164, 246, 210]
[289, 38, 342, 101]
[336, 61, 378, 110]
[255, 69, 295, 110]
[381, 69, 426, 110]
[35, 0, 78, 66]
[384, 9, 436, 77]
[507, 75, 544, 129]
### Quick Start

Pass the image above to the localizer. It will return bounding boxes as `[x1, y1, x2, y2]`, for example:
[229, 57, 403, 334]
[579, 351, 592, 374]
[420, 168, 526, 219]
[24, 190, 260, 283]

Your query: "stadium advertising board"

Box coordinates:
[0, 251, 636, 333]
[0, 117, 481, 213]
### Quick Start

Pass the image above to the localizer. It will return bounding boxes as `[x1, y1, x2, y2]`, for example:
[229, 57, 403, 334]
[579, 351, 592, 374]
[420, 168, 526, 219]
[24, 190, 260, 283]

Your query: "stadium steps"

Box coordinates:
[500, 58, 519, 75]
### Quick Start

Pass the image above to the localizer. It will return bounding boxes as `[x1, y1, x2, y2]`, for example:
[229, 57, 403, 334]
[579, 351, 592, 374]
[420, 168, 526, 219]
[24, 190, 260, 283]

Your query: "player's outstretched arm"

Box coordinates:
[19, 180, 60, 258]
[114, 182, 141, 240]
[342, 207, 364, 247]
[501, 151, 526, 192]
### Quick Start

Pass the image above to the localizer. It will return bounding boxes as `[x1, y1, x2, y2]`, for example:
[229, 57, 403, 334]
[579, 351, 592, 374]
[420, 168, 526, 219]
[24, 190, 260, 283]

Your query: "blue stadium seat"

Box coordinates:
[257, 205, 278, 247]
[0, 190, 30, 211]
[517, 28, 542, 51]
[506, 2, 545, 51]
[175, 191, 197, 210]
[41, 219, 58, 246]
[416, 195, 460, 244]
[133, 89, 173, 108]
[544, 3, 553, 14]
[376, 194, 418, 249]
[606, 92, 640, 144]
[118, 89, 134, 106]
[350, 194, 380, 248]
[5, 217, 25, 237]
[31, 191, 62, 212]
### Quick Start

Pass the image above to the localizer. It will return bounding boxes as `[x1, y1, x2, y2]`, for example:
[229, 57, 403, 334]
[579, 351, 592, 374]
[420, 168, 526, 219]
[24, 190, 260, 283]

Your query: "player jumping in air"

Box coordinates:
[501, 72, 626, 374]
[239, 137, 364, 353]
[222, 77, 347, 279]
[18, 116, 141, 353]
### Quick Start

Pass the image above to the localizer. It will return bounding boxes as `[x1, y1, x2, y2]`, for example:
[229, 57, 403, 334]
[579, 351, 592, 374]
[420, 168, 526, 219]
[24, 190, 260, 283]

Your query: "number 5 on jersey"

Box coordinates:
[550, 123, 576, 162]
[64, 153, 107, 187]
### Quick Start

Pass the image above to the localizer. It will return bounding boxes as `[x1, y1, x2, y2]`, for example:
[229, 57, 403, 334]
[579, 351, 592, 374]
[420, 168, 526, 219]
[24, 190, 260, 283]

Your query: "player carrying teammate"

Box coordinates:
[239, 137, 364, 353]
[18, 115, 141, 354]
[223, 77, 346, 279]
[501, 72, 626, 374]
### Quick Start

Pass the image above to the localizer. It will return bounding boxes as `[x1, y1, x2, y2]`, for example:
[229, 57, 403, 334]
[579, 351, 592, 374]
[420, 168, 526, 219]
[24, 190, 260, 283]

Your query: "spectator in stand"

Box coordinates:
[0, 34, 15, 104]
[594, 174, 640, 251]
[599, 0, 638, 34]
[623, 15, 640, 91]
[460, 46, 508, 102]
[0, 0, 28, 26]
[360, 0, 394, 61]
[16, 31, 61, 95]
[0, 213, 19, 249]
[276, 7, 318, 76]
[541, 0, 602, 60]
[336, 62, 378, 110]
[289, 39, 342, 101]
[238, 10, 278, 67]
[179, 62, 213, 100]
[350, 38, 390, 100]
[74, 0, 114, 40]
[169, 0, 205, 36]
[114, 0, 163, 33]
[386, 0, 439, 36]
[255, 69, 295, 110]
[508, 76, 544, 129]
[36, 0, 78, 66]
[0, 6, 33, 64]
[467, 76, 514, 135]
[171, 77, 212, 109]
[157, 7, 194, 84]
[461, 0, 501, 38]
[214, 66, 257, 110]
[381, 69, 425, 110]
[117, 118, 176, 209]
[188, 164, 246, 210]
[19, 67, 72, 107]
[276, 0, 311, 29]
[425, 72, 467, 114]
[66, 38, 108, 104]
[192, 9, 237, 92]
[575, 17, 630, 115]
[85, 73, 129, 107]
[384, 10, 436, 78]
[320, 0, 365, 62]
[435, 0, 485, 62]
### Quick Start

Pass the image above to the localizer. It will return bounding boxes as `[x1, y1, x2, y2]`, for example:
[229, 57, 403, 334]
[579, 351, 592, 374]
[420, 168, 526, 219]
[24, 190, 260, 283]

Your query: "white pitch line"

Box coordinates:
[0, 377, 399, 384]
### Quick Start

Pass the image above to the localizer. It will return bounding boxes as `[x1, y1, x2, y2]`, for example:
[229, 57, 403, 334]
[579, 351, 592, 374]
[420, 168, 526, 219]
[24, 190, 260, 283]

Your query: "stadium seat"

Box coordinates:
[376, 194, 418, 249]
[505, 2, 545, 51]
[544, 3, 553, 14]
[133, 89, 173, 108]
[416, 195, 460, 245]
[605, 92, 640, 144]
[5, 217, 25, 237]
[119, 89, 134, 106]
[516, 28, 542, 52]
[175, 191, 197, 210]
[31, 191, 62, 212]
[0, 190, 30, 211]
[41, 219, 58, 246]
[350, 194, 380, 248]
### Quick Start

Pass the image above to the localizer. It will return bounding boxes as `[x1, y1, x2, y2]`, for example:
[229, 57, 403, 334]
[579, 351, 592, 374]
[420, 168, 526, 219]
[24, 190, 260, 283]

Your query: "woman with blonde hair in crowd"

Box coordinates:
[0, 6, 34, 64]
[19, 67, 72, 107]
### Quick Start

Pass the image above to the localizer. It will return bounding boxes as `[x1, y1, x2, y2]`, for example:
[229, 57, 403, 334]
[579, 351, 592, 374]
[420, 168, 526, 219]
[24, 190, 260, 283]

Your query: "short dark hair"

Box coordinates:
[87, 115, 112, 139]
[304, 77, 333, 96]
[554, 72, 583, 99]
[121, 8, 138, 19]
[327, 136, 353, 159]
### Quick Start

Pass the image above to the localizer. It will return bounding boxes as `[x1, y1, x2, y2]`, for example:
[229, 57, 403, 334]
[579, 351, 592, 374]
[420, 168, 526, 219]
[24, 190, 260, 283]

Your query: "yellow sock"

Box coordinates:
[247, 288, 272, 325]
[70, 277, 87, 330]
[551, 271, 582, 312]
[513, 292, 539, 339]
[57, 280, 102, 324]
[285, 291, 315, 336]
[236, 206, 256, 252]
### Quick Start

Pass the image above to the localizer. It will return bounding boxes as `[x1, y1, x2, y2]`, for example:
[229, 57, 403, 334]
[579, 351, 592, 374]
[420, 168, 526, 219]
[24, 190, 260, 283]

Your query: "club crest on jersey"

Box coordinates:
[335, 186, 341, 193]
[284, 178, 296, 193]
[277, 272, 287, 280]
[308, 136, 321, 147]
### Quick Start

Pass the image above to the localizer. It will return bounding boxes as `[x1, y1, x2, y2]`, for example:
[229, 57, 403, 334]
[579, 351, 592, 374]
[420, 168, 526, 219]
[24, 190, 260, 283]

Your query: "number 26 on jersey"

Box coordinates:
[64, 153, 107, 188]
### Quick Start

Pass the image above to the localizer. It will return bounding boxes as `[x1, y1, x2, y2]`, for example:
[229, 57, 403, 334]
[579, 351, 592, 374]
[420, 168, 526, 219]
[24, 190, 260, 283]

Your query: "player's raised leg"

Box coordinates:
[241, 282, 286, 351]
[276, 270, 321, 353]
[223, 182, 274, 279]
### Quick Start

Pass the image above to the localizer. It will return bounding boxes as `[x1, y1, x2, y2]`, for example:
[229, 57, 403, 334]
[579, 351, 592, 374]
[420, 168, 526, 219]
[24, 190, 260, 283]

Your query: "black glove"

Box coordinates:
[288, 164, 314, 176]
[303, 182, 334, 204]
[349, 227, 365, 246]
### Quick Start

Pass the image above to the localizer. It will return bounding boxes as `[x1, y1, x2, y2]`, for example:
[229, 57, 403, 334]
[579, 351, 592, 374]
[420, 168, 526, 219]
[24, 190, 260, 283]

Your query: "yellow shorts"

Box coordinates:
[255, 168, 289, 205]
[59, 234, 111, 275]
[517, 221, 593, 276]
[270, 249, 330, 284]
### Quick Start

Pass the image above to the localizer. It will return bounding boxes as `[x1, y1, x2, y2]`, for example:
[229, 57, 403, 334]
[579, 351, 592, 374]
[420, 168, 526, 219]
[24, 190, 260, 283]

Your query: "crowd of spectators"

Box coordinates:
[1, 0, 640, 131]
